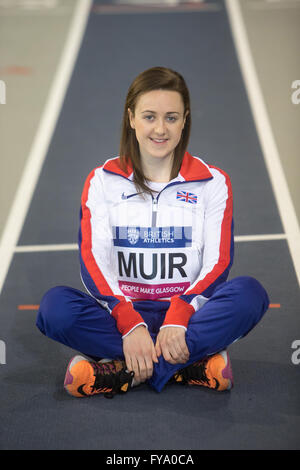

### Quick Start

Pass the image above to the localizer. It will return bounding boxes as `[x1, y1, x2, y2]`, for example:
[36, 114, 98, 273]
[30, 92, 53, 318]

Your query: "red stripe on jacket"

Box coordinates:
[162, 166, 233, 328]
[80, 168, 116, 297]
[80, 168, 145, 336]
[186, 165, 233, 295]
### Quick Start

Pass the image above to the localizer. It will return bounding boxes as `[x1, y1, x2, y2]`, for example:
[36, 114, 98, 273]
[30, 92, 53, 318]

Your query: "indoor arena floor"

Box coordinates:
[0, 0, 299, 450]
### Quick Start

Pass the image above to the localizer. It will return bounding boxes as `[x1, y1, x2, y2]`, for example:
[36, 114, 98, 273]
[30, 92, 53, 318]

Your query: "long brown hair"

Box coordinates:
[119, 66, 191, 194]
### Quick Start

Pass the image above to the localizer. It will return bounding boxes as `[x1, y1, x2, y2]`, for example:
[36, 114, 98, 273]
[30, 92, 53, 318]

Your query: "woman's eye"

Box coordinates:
[143, 115, 177, 122]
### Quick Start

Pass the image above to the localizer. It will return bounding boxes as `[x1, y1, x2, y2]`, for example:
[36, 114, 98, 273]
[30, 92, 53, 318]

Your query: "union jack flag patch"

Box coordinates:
[176, 190, 198, 204]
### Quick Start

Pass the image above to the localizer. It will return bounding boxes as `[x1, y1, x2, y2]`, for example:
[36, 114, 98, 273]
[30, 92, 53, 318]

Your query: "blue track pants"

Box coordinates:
[36, 276, 269, 392]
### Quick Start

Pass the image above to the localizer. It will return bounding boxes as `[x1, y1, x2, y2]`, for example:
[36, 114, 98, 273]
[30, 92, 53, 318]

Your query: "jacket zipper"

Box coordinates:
[125, 178, 213, 228]
[150, 182, 185, 227]
[151, 180, 207, 227]
[152, 196, 158, 227]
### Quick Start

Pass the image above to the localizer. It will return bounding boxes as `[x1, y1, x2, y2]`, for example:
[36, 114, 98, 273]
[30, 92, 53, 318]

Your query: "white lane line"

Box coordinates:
[234, 234, 286, 242]
[13, 234, 287, 253]
[0, 0, 92, 296]
[14, 244, 78, 253]
[225, 0, 300, 286]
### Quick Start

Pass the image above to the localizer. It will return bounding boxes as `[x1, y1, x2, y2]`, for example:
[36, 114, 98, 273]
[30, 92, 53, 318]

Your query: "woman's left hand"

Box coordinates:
[155, 326, 190, 365]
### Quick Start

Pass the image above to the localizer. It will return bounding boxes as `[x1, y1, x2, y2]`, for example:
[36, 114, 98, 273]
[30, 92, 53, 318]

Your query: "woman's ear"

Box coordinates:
[182, 110, 189, 129]
[128, 108, 135, 129]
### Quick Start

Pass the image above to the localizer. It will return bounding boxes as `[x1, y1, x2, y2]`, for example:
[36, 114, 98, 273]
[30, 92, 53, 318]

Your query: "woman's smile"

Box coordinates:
[128, 89, 187, 164]
[150, 137, 169, 144]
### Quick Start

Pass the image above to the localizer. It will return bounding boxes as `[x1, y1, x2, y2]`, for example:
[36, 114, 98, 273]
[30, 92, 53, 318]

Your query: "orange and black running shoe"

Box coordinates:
[173, 350, 233, 391]
[64, 356, 134, 398]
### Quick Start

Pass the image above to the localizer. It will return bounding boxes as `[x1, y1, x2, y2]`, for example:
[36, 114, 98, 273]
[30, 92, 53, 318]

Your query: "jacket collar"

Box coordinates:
[103, 152, 213, 182]
[178, 152, 213, 181]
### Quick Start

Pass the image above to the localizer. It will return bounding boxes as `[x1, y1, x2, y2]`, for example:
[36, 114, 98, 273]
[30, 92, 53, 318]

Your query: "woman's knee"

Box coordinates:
[36, 286, 76, 337]
[232, 276, 269, 308]
[223, 276, 270, 327]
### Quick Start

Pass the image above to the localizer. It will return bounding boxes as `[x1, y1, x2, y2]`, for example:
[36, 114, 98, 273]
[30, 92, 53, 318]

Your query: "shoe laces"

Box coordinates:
[179, 360, 210, 386]
[90, 361, 134, 399]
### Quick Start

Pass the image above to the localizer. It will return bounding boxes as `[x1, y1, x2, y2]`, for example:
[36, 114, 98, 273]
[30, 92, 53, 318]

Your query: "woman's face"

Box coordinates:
[128, 89, 187, 164]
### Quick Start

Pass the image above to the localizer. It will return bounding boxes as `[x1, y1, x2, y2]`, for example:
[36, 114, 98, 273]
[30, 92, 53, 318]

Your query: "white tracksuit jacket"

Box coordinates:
[79, 152, 234, 337]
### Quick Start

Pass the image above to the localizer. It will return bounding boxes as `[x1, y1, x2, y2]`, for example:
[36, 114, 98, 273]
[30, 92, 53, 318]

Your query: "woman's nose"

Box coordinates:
[154, 118, 167, 135]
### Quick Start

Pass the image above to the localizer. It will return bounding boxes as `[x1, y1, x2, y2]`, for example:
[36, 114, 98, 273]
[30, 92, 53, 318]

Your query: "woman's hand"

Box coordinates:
[122, 325, 158, 383]
[155, 327, 190, 365]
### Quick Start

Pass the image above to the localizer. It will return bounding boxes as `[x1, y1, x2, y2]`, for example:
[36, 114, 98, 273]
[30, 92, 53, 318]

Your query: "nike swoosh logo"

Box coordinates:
[213, 378, 220, 390]
[121, 192, 127, 200]
[77, 384, 89, 397]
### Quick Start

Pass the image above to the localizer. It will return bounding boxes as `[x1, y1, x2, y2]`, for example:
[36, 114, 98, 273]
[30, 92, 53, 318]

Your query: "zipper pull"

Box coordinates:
[152, 197, 158, 227]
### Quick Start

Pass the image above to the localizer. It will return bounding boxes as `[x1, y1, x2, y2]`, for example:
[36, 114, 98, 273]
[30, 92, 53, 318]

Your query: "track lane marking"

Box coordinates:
[225, 0, 300, 286]
[0, 0, 92, 297]
[17, 303, 281, 310]
[13, 234, 287, 253]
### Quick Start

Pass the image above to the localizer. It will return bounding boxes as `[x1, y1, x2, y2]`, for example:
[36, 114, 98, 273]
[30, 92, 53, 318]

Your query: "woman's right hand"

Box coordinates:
[122, 325, 158, 384]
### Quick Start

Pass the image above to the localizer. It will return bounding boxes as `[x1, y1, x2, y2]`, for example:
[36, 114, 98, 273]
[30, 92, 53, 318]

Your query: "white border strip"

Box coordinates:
[235, 233, 286, 242]
[15, 244, 78, 253]
[0, 0, 92, 296]
[225, 0, 300, 286]
[13, 234, 287, 253]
